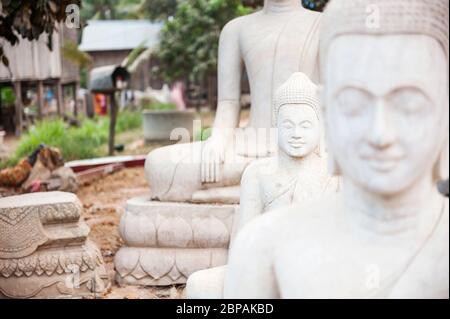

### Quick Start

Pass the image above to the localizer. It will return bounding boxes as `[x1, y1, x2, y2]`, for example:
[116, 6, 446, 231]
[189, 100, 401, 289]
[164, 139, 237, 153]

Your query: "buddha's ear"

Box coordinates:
[434, 134, 449, 182]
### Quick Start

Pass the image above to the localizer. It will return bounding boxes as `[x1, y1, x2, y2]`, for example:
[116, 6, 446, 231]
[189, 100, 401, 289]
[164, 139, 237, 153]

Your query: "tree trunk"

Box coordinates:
[55, 80, 63, 116]
[13, 81, 23, 136]
[36, 81, 44, 120]
[108, 93, 118, 156]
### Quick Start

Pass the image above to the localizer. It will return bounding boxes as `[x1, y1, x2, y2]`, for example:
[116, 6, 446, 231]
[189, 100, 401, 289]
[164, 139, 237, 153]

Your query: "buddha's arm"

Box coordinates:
[224, 220, 280, 299]
[235, 164, 264, 234]
[202, 19, 243, 183]
[213, 19, 243, 135]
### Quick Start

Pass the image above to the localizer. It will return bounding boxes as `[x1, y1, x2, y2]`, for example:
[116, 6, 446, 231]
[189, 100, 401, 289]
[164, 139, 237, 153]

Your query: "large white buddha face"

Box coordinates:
[324, 34, 449, 196]
[278, 104, 321, 158]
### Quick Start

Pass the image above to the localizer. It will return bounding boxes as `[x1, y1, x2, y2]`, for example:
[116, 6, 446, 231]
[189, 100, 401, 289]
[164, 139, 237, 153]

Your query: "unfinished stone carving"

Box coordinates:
[145, 0, 322, 204]
[224, 0, 449, 299]
[186, 72, 339, 299]
[0, 192, 109, 299]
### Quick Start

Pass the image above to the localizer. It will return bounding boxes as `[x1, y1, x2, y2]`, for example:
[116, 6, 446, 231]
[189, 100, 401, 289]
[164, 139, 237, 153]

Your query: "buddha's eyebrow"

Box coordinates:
[385, 85, 430, 97]
[332, 83, 373, 97]
[386, 86, 435, 107]
[334, 80, 432, 98]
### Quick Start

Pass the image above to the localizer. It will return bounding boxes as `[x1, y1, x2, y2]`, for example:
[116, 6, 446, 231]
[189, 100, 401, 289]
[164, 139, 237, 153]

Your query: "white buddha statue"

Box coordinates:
[224, 0, 449, 299]
[186, 72, 339, 299]
[145, 0, 322, 203]
[237, 72, 339, 230]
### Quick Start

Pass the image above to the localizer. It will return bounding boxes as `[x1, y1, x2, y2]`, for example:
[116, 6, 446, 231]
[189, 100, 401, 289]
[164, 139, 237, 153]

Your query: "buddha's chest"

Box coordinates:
[274, 232, 449, 298]
[260, 176, 296, 211]
[260, 173, 327, 211]
[240, 15, 320, 82]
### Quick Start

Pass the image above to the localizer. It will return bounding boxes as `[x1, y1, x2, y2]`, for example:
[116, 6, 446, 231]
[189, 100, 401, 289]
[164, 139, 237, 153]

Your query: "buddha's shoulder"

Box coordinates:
[222, 12, 260, 31]
[301, 8, 322, 19]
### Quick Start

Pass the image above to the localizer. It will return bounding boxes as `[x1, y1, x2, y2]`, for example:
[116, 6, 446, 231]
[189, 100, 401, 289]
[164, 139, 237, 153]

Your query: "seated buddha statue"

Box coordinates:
[145, 0, 322, 203]
[186, 72, 339, 299]
[224, 0, 449, 299]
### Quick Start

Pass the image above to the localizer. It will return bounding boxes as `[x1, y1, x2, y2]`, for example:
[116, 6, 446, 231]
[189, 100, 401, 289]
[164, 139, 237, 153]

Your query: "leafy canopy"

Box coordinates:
[154, 0, 252, 82]
[0, 0, 81, 66]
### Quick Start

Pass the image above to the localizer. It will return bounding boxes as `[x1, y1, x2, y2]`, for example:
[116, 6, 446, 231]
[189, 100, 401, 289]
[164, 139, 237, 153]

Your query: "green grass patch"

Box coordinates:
[142, 102, 177, 111]
[116, 110, 143, 132]
[1, 110, 142, 168]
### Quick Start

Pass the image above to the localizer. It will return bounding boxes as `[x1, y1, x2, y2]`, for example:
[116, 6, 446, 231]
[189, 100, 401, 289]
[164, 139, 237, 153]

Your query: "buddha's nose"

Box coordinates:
[293, 127, 304, 139]
[367, 100, 396, 149]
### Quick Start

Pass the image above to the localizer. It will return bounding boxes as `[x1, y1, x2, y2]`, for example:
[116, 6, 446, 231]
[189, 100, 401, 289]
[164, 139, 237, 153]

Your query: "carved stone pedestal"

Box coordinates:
[0, 192, 109, 299]
[114, 197, 237, 286]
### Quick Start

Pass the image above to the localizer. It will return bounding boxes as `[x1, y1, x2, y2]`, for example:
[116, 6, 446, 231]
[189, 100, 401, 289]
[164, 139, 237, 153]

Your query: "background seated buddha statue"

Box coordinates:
[144, 0, 323, 204]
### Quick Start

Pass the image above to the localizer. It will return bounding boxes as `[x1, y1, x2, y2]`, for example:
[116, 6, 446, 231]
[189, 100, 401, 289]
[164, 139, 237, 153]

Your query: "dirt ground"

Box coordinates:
[76, 167, 186, 299]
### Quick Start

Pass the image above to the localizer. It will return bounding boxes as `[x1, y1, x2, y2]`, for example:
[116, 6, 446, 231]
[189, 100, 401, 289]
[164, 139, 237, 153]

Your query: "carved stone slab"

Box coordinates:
[0, 192, 110, 299]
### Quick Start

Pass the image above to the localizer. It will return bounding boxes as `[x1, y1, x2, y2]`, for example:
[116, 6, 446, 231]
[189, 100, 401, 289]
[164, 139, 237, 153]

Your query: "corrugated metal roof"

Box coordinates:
[79, 20, 162, 52]
[0, 31, 62, 82]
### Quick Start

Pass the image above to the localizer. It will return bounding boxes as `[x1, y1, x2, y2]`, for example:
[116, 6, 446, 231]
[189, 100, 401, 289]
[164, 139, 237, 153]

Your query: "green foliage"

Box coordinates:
[302, 0, 330, 11]
[154, 0, 253, 82]
[195, 126, 212, 141]
[142, 102, 177, 111]
[2, 111, 142, 168]
[81, 0, 145, 20]
[5, 119, 103, 167]
[0, 0, 81, 66]
[79, 68, 88, 89]
[142, 0, 179, 21]
[61, 40, 93, 68]
[124, 41, 147, 69]
[0, 87, 16, 106]
[116, 110, 143, 132]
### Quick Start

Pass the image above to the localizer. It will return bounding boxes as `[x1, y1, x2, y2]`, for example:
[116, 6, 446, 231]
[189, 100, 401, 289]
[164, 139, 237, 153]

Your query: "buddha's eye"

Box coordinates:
[301, 121, 313, 129]
[336, 88, 372, 117]
[281, 121, 294, 129]
[387, 88, 429, 115]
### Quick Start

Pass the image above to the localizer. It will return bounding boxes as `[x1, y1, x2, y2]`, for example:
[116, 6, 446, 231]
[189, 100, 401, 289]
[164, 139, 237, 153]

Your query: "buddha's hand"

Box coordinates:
[201, 135, 226, 183]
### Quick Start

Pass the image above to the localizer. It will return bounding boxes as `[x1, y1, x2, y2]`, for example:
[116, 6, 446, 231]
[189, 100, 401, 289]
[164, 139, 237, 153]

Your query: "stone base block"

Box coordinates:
[119, 197, 237, 249]
[115, 197, 238, 285]
[115, 247, 228, 286]
[0, 240, 109, 299]
[0, 192, 110, 299]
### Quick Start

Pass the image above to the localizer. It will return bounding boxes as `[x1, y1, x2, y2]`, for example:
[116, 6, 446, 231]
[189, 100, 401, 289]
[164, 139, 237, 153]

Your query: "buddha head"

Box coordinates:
[273, 72, 322, 158]
[320, 0, 449, 196]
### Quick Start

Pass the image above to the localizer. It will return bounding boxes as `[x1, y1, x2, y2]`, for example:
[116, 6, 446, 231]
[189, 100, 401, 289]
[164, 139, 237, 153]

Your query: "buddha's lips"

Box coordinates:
[360, 155, 405, 172]
[288, 141, 306, 148]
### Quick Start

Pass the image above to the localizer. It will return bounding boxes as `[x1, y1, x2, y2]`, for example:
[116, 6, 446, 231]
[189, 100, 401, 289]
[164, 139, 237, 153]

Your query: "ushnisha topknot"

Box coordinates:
[273, 72, 320, 126]
[320, 0, 449, 76]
